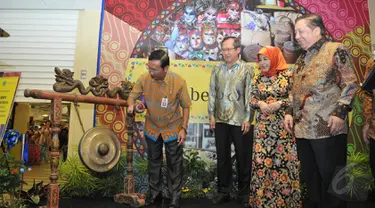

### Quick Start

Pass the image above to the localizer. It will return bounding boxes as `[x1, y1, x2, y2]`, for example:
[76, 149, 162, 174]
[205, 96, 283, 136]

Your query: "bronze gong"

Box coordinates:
[79, 127, 121, 173]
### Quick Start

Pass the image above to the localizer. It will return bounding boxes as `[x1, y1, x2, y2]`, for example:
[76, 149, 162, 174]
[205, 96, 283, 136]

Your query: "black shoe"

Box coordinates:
[368, 189, 375, 202]
[168, 197, 180, 208]
[212, 193, 230, 205]
[145, 194, 162, 206]
[236, 195, 250, 208]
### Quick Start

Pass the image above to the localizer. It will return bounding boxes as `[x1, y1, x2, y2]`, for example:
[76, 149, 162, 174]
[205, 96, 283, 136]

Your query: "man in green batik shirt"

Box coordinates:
[208, 36, 253, 207]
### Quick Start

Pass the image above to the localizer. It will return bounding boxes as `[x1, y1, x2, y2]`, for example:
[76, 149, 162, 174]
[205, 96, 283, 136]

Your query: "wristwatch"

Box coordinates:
[179, 126, 187, 134]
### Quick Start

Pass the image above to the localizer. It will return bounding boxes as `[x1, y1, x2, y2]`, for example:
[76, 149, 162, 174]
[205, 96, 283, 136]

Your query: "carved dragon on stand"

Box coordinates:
[88, 75, 109, 96]
[53, 67, 134, 100]
[53, 67, 146, 153]
[53, 67, 91, 94]
[107, 81, 135, 100]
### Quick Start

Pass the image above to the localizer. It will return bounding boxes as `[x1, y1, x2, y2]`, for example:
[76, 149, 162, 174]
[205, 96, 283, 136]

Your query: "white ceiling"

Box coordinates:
[0, 0, 102, 11]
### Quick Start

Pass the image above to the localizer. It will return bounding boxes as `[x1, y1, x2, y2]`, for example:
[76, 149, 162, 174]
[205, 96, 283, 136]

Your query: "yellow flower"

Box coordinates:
[256, 189, 264, 197]
[292, 180, 300, 189]
[182, 187, 190, 193]
[280, 79, 288, 88]
[253, 74, 260, 83]
[203, 188, 208, 193]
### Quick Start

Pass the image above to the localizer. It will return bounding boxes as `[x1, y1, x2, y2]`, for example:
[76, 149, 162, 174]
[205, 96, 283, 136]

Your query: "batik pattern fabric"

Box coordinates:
[208, 59, 252, 126]
[362, 60, 375, 139]
[129, 71, 192, 142]
[249, 70, 301, 208]
[285, 39, 358, 139]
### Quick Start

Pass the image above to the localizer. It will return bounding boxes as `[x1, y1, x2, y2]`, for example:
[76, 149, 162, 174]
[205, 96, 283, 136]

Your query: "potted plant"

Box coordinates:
[0, 130, 27, 208]
[59, 154, 127, 198]
[345, 151, 374, 201]
[181, 150, 217, 199]
[17, 180, 48, 207]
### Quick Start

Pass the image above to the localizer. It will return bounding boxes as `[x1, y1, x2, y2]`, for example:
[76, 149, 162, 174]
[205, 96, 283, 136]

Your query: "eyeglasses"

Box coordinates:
[146, 65, 164, 74]
[222, 48, 237, 53]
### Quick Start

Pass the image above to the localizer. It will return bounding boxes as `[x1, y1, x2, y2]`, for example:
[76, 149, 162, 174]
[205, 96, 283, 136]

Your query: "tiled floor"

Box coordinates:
[22, 163, 52, 191]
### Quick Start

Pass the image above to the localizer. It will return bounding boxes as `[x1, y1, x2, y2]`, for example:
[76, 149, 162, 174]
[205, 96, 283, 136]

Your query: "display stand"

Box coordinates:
[24, 67, 145, 208]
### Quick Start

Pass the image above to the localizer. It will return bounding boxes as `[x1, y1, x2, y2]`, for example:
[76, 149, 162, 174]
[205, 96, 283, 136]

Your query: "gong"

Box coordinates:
[79, 127, 121, 173]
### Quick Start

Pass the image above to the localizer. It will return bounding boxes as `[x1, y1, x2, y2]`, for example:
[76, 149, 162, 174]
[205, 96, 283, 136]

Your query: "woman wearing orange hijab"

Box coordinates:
[249, 46, 301, 207]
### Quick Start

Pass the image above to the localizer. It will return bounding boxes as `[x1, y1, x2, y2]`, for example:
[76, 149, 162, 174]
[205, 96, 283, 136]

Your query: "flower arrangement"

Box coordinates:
[181, 150, 217, 199]
[0, 130, 27, 208]
[181, 186, 215, 199]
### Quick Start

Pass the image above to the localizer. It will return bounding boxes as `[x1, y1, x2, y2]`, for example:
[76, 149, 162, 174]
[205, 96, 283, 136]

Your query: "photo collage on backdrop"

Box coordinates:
[135, 0, 303, 64]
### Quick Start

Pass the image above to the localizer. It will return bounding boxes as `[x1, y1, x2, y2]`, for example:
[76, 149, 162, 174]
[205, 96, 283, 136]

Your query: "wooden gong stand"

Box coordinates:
[23, 88, 145, 207]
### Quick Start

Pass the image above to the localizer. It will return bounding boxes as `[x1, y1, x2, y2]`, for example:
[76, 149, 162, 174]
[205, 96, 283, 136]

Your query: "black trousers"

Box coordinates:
[146, 135, 183, 200]
[370, 138, 375, 183]
[61, 145, 68, 162]
[214, 123, 253, 197]
[296, 134, 347, 208]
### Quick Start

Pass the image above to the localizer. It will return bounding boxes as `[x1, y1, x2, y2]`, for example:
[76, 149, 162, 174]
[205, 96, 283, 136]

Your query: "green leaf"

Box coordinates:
[30, 195, 40, 204]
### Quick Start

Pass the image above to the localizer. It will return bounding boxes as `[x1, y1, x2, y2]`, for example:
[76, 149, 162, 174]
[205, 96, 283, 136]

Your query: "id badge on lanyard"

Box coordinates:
[161, 97, 168, 108]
